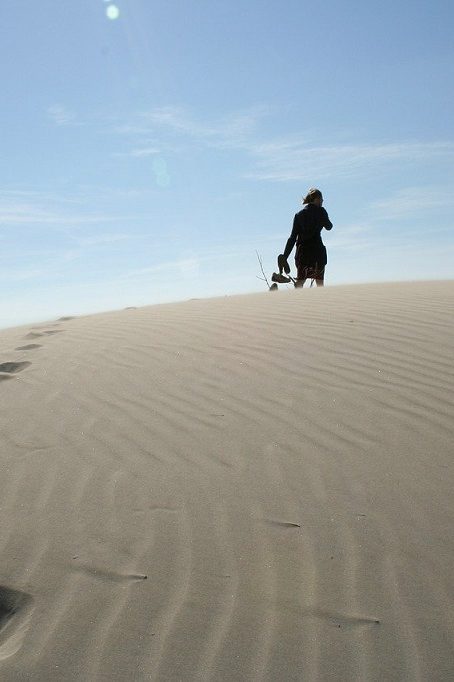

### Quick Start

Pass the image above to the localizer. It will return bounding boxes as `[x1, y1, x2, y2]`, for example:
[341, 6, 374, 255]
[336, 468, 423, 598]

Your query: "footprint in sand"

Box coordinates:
[307, 608, 380, 629]
[262, 519, 301, 529]
[0, 585, 34, 660]
[15, 344, 42, 351]
[74, 563, 147, 584]
[0, 361, 31, 376]
[24, 330, 63, 339]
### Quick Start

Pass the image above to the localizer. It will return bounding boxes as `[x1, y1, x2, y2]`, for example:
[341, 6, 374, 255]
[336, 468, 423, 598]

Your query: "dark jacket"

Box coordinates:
[283, 204, 333, 267]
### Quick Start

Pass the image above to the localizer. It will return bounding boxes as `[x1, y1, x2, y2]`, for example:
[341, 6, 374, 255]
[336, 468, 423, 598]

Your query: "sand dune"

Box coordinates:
[0, 281, 453, 681]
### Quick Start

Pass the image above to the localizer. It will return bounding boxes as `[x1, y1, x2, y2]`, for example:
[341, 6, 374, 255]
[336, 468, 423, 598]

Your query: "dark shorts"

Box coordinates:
[296, 263, 325, 281]
[295, 242, 327, 281]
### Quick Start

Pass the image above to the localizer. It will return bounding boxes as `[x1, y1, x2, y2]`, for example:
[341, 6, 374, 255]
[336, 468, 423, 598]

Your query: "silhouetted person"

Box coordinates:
[280, 188, 333, 287]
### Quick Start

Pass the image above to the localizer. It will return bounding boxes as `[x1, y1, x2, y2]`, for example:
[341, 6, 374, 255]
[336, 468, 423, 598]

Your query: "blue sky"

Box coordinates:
[1, 0, 453, 328]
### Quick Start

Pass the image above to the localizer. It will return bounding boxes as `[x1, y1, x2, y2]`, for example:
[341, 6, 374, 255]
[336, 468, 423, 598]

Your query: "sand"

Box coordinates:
[0, 281, 453, 681]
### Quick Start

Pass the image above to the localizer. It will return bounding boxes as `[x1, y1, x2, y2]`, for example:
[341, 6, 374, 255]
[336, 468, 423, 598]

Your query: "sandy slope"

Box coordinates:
[0, 281, 453, 681]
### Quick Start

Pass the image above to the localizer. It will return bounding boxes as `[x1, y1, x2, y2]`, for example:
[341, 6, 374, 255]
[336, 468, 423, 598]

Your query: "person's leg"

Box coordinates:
[315, 265, 325, 287]
[296, 262, 308, 288]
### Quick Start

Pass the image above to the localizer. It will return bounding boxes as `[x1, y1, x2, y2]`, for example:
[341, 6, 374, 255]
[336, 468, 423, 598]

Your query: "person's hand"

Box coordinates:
[278, 254, 290, 274]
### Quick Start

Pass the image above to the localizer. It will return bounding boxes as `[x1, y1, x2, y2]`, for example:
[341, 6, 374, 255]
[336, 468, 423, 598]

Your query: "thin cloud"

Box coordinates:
[244, 140, 454, 182]
[139, 105, 269, 140]
[0, 267, 48, 283]
[0, 192, 141, 227]
[328, 222, 374, 252]
[120, 257, 201, 280]
[114, 105, 271, 154]
[0, 203, 127, 226]
[130, 147, 161, 157]
[112, 106, 454, 183]
[72, 233, 134, 247]
[47, 104, 78, 126]
[368, 186, 454, 221]
[111, 145, 162, 158]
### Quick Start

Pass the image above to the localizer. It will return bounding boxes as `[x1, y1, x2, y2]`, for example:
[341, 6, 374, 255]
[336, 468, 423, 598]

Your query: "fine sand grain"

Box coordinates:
[0, 281, 453, 681]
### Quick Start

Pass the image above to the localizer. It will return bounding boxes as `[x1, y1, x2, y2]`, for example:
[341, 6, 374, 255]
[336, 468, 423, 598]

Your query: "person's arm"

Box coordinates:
[283, 215, 299, 259]
[321, 207, 333, 230]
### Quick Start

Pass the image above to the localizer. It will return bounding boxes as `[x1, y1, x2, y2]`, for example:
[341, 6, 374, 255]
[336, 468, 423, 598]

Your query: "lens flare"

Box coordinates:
[106, 5, 120, 20]
[152, 158, 171, 187]
[156, 173, 170, 188]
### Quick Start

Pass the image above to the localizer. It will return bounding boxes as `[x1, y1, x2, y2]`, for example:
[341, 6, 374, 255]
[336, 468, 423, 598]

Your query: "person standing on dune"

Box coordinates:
[279, 188, 333, 287]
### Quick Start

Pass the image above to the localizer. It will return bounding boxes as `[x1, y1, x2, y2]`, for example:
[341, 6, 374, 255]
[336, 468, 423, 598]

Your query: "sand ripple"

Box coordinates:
[0, 282, 453, 680]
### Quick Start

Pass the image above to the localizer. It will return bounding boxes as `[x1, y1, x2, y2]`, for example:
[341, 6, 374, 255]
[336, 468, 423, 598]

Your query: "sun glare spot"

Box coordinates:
[106, 5, 120, 20]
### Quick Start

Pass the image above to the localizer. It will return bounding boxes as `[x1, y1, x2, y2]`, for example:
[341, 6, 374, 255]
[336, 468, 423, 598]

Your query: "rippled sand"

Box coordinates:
[1, 281, 453, 681]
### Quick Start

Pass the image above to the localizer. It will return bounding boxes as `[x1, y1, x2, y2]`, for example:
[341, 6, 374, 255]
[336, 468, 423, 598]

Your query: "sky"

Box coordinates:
[1, 0, 453, 329]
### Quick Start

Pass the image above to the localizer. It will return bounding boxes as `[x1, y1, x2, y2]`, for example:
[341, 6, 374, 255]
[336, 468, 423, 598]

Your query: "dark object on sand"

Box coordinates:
[272, 273, 292, 284]
[271, 253, 297, 288]
[255, 250, 295, 291]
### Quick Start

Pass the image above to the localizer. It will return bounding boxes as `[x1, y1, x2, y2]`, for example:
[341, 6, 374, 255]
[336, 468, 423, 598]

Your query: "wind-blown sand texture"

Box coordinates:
[1, 281, 453, 681]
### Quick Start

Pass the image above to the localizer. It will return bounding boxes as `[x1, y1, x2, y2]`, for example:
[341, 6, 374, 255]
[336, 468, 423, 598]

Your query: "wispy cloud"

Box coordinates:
[0, 267, 49, 283]
[119, 256, 201, 280]
[129, 146, 161, 157]
[0, 203, 126, 226]
[368, 186, 454, 221]
[111, 144, 162, 158]
[112, 106, 454, 184]
[114, 105, 271, 151]
[0, 191, 139, 227]
[328, 222, 374, 252]
[72, 233, 134, 247]
[244, 140, 454, 182]
[139, 105, 269, 141]
[47, 104, 79, 126]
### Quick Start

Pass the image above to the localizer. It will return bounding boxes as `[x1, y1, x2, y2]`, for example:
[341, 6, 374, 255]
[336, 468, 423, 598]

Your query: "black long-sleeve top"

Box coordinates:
[283, 204, 333, 267]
